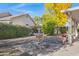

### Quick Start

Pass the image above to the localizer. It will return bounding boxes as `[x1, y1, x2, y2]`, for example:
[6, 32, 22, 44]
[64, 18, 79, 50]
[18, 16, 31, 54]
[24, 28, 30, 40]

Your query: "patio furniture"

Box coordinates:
[58, 33, 68, 45]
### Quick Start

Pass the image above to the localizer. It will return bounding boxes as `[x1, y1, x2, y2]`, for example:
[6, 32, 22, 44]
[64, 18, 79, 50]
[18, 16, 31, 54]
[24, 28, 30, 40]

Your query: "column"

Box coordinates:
[74, 21, 78, 40]
[67, 13, 73, 45]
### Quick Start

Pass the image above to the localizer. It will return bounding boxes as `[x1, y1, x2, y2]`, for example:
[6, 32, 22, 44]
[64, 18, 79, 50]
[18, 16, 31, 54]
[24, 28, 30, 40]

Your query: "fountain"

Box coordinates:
[34, 24, 44, 42]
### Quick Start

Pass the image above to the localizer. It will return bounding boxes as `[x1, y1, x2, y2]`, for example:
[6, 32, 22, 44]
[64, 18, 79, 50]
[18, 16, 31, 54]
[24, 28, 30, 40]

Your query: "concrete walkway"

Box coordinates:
[48, 41, 79, 56]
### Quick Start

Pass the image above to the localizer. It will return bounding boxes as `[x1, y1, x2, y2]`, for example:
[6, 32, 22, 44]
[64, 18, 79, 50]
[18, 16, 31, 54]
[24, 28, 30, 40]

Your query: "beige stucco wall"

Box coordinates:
[11, 15, 35, 27]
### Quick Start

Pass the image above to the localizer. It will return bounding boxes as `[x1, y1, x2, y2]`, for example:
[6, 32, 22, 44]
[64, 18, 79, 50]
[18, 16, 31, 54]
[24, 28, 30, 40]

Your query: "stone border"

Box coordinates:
[0, 36, 36, 41]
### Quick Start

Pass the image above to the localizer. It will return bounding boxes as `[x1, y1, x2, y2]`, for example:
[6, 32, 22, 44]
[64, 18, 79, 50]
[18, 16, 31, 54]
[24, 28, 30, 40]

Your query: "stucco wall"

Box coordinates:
[11, 15, 35, 27]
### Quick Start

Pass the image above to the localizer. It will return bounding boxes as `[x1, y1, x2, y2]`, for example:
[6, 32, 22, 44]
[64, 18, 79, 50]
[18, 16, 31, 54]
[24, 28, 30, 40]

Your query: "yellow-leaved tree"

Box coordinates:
[45, 3, 72, 11]
[44, 3, 72, 27]
[42, 3, 72, 35]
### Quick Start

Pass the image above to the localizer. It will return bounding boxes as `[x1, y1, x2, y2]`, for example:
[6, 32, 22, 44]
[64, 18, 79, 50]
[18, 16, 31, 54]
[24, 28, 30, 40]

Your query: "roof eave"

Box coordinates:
[61, 6, 79, 13]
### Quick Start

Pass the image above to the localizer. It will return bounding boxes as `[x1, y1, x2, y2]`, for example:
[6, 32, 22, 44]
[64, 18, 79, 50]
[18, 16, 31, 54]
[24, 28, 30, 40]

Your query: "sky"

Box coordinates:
[0, 3, 79, 17]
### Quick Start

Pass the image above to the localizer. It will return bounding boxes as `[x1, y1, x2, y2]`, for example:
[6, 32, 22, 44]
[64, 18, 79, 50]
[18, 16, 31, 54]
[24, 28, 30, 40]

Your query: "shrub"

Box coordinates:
[31, 26, 38, 33]
[59, 27, 67, 34]
[0, 23, 32, 39]
[42, 20, 56, 35]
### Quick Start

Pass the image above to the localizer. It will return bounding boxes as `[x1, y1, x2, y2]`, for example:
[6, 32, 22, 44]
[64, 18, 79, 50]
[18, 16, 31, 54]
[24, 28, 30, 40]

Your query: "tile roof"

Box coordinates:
[0, 12, 12, 18]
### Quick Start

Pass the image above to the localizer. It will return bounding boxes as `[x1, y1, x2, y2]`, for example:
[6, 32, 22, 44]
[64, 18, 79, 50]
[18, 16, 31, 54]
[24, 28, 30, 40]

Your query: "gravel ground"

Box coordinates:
[0, 36, 63, 56]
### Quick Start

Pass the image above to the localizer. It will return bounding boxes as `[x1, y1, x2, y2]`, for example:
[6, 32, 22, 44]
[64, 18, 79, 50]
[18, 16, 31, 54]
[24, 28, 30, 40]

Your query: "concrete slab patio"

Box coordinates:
[48, 41, 79, 56]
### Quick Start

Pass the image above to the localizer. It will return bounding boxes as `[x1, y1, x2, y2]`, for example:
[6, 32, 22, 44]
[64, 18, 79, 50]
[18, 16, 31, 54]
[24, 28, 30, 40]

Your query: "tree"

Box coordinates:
[42, 15, 57, 35]
[42, 13, 67, 27]
[42, 12, 67, 35]
[44, 3, 72, 27]
[42, 3, 72, 35]
[45, 3, 72, 11]
[34, 16, 42, 25]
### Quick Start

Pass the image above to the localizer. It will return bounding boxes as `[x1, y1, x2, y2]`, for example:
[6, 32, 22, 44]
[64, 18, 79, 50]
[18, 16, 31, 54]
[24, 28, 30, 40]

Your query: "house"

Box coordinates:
[0, 12, 36, 27]
[0, 12, 12, 18]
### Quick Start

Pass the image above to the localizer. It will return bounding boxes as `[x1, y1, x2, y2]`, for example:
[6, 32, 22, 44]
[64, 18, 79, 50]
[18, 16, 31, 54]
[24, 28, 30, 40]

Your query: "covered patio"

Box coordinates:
[62, 6, 79, 45]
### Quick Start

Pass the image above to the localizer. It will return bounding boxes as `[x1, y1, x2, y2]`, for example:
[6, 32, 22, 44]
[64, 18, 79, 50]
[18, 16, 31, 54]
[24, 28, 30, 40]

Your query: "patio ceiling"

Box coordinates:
[70, 9, 79, 22]
[62, 6, 79, 22]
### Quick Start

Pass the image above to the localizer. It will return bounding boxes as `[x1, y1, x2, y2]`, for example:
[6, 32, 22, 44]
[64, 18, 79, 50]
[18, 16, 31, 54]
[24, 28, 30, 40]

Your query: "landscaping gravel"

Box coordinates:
[0, 36, 63, 56]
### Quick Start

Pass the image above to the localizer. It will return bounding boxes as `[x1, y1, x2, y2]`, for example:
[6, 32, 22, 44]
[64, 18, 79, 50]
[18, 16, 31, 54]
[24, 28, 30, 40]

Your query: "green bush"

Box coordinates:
[59, 27, 67, 34]
[42, 20, 56, 35]
[0, 23, 32, 39]
[31, 26, 38, 33]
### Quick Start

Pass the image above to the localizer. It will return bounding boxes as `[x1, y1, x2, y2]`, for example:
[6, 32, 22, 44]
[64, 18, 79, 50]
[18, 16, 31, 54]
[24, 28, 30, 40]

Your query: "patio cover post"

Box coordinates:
[67, 12, 73, 45]
[74, 21, 78, 40]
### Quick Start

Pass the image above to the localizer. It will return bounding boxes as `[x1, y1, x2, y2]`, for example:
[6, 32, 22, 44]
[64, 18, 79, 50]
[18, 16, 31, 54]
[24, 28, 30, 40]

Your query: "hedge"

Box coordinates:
[0, 23, 32, 39]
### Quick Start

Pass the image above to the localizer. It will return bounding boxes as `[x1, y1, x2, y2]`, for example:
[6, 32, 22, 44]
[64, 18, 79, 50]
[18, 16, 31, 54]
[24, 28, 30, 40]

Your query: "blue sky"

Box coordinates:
[0, 3, 79, 17]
